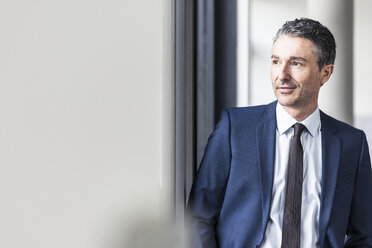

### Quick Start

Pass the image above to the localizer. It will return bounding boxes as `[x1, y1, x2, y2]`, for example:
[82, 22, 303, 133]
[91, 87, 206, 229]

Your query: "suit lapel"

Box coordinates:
[318, 112, 341, 248]
[256, 101, 277, 235]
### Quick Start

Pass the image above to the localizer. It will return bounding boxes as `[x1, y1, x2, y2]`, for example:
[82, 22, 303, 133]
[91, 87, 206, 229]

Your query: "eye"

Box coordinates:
[291, 61, 301, 66]
[272, 60, 279, 65]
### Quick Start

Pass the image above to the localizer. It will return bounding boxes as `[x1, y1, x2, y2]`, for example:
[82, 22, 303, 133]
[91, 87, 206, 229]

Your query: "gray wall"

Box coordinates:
[354, 0, 372, 117]
[354, 0, 372, 150]
[0, 0, 174, 247]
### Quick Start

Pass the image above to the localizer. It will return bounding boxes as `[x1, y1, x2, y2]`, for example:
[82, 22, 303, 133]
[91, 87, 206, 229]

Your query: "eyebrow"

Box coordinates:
[271, 55, 308, 62]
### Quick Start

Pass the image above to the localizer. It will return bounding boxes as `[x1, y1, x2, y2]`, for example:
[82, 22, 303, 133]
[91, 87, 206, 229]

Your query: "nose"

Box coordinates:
[278, 64, 291, 81]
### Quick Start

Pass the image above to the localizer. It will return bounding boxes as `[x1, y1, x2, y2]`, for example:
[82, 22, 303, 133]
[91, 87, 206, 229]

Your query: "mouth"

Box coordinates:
[277, 86, 297, 94]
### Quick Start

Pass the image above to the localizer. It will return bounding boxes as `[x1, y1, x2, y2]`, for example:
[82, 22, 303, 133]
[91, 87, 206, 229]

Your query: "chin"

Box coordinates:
[276, 96, 296, 107]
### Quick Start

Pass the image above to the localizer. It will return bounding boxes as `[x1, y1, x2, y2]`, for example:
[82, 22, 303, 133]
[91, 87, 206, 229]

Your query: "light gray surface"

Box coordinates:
[354, 0, 372, 117]
[0, 0, 172, 247]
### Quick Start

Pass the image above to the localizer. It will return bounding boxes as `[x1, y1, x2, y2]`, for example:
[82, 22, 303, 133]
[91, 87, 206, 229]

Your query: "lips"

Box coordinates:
[278, 86, 296, 94]
[275, 80, 298, 94]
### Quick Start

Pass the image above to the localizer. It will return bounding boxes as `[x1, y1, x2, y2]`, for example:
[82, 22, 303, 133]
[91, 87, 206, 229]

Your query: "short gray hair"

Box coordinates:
[273, 17, 336, 70]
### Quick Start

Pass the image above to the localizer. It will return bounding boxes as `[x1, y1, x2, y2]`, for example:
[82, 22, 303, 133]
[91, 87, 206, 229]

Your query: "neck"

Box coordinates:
[282, 104, 318, 122]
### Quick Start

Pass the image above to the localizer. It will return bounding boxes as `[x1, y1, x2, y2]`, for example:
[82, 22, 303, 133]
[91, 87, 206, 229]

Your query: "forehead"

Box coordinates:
[272, 35, 317, 60]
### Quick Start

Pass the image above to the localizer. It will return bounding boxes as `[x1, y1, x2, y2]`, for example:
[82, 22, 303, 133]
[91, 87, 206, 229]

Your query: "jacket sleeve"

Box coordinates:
[187, 109, 232, 248]
[345, 131, 372, 247]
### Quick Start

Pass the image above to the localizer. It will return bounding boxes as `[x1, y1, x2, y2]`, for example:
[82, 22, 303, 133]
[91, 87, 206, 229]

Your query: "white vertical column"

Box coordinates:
[237, 0, 250, 107]
[307, 0, 354, 124]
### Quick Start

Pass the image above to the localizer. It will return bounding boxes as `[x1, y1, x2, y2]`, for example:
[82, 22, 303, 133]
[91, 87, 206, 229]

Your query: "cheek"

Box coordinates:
[299, 77, 321, 95]
[270, 69, 276, 82]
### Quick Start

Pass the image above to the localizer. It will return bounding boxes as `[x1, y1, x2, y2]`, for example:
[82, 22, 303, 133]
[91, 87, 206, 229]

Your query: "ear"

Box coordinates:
[320, 64, 334, 86]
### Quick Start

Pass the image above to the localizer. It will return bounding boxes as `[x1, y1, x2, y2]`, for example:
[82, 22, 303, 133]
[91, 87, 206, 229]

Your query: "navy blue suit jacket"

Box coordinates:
[188, 101, 372, 248]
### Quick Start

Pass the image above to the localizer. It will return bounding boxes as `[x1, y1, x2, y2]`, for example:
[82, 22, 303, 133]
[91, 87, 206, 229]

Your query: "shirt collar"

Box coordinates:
[276, 103, 321, 137]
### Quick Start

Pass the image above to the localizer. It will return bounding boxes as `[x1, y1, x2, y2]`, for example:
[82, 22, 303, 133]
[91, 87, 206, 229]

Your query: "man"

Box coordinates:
[187, 18, 372, 248]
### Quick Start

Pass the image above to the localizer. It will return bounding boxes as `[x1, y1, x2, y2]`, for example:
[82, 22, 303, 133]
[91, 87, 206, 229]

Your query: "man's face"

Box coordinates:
[271, 35, 331, 114]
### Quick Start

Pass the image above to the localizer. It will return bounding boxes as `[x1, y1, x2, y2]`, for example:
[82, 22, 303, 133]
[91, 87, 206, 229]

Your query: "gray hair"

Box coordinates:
[273, 17, 336, 70]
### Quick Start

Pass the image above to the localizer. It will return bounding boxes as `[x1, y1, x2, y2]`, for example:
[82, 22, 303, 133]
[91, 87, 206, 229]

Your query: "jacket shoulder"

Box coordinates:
[223, 102, 275, 124]
[320, 111, 363, 135]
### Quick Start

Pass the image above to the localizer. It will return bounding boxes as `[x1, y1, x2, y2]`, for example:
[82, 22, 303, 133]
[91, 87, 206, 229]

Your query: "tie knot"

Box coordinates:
[293, 123, 306, 136]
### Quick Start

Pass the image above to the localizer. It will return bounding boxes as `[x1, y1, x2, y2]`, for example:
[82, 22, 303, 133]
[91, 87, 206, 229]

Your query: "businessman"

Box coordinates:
[188, 18, 372, 248]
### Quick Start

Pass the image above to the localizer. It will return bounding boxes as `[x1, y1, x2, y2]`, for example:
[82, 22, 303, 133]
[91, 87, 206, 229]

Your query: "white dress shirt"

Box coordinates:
[260, 103, 322, 248]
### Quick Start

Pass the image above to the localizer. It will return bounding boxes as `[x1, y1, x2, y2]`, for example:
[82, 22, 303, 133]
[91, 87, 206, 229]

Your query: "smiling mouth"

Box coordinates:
[277, 86, 296, 94]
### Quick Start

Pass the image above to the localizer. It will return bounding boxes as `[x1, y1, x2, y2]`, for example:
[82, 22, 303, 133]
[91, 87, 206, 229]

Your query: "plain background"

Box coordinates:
[0, 0, 173, 247]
